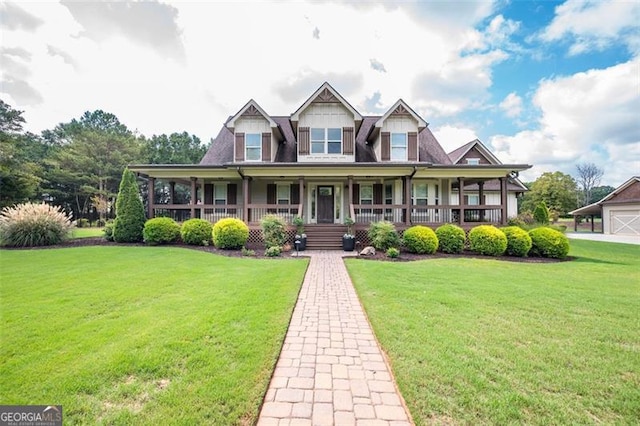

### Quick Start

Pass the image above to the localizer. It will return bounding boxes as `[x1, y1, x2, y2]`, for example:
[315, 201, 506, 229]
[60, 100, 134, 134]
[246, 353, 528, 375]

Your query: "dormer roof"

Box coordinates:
[226, 99, 278, 129]
[448, 139, 502, 165]
[290, 81, 363, 123]
[374, 99, 427, 129]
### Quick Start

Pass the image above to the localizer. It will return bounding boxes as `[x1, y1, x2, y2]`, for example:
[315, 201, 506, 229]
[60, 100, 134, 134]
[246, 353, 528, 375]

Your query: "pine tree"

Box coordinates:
[113, 168, 146, 242]
[533, 201, 550, 225]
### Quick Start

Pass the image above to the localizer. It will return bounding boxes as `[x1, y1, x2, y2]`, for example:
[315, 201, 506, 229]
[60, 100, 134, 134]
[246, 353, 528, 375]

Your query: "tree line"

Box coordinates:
[0, 99, 208, 221]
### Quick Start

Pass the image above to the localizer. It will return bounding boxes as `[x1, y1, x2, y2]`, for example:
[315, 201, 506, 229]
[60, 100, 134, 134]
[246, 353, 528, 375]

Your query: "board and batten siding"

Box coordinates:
[374, 116, 419, 162]
[234, 117, 275, 162]
[298, 103, 355, 163]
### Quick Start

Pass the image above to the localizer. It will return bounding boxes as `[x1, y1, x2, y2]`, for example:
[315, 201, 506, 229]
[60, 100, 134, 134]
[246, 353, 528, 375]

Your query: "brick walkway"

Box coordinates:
[257, 251, 412, 426]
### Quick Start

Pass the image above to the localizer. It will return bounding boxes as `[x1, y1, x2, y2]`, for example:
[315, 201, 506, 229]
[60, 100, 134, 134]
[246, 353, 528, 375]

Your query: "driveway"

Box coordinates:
[566, 232, 640, 245]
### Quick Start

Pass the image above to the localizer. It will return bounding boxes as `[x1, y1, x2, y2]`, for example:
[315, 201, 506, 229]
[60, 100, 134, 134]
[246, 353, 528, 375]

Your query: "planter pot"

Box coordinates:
[342, 236, 356, 252]
[294, 236, 307, 251]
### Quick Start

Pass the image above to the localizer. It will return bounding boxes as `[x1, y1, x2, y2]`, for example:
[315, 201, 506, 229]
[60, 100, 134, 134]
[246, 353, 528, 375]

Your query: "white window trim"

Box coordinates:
[214, 183, 227, 213]
[466, 158, 480, 165]
[245, 133, 262, 162]
[412, 182, 428, 206]
[310, 128, 342, 155]
[391, 132, 408, 161]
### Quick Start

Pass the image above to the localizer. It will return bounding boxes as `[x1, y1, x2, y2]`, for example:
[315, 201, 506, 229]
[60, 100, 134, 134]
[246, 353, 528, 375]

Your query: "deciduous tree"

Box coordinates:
[575, 163, 604, 206]
[520, 172, 578, 216]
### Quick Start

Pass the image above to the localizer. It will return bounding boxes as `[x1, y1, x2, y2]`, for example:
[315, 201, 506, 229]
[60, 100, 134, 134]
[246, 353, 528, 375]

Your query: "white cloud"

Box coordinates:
[540, 0, 640, 55]
[492, 58, 640, 185]
[499, 92, 523, 118]
[432, 125, 479, 154]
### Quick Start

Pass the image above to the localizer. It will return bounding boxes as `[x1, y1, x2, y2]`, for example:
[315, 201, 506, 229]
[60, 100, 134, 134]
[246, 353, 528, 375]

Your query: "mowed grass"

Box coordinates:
[346, 240, 640, 425]
[70, 227, 105, 238]
[0, 246, 308, 425]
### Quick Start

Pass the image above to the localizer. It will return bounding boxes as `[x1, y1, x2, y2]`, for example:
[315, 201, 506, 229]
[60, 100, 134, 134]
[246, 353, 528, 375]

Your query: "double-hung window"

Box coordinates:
[391, 133, 407, 161]
[412, 183, 428, 206]
[214, 184, 227, 213]
[245, 133, 261, 161]
[277, 184, 290, 213]
[360, 184, 373, 214]
[311, 128, 342, 154]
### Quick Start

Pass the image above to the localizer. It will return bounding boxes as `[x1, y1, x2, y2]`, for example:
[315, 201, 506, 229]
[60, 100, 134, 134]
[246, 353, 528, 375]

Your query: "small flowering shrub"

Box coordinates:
[265, 246, 282, 257]
[468, 225, 507, 256]
[403, 225, 438, 254]
[0, 202, 73, 247]
[386, 247, 400, 258]
[368, 221, 400, 251]
[143, 217, 181, 245]
[529, 227, 570, 259]
[501, 226, 532, 257]
[260, 214, 287, 249]
[213, 218, 249, 249]
[435, 224, 466, 254]
[181, 218, 213, 246]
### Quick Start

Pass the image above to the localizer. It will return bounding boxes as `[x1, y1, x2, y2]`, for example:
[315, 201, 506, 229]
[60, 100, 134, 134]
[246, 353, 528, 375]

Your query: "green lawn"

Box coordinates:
[346, 240, 640, 425]
[70, 227, 105, 238]
[0, 246, 308, 425]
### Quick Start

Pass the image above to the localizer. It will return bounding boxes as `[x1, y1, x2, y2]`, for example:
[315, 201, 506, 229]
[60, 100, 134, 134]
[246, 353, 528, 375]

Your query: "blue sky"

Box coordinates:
[1, 0, 638, 186]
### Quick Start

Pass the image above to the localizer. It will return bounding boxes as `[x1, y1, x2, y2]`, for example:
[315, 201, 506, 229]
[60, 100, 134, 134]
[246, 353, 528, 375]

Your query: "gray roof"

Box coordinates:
[273, 116, 297, 163]
[355, 117, 378, 162]
[199, 120, 233, 165]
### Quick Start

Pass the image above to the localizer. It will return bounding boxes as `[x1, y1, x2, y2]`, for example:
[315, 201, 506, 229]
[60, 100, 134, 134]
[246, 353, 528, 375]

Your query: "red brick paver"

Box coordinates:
[258, 251, 412, 426]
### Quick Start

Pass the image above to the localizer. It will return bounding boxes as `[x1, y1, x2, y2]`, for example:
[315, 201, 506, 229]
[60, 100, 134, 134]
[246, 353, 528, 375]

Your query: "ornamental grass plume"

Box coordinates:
[0, 202, 73, 247]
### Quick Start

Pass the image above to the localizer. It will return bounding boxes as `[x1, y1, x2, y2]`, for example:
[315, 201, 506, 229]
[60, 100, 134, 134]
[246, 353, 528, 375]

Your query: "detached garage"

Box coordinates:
[570, 176, 640, 236]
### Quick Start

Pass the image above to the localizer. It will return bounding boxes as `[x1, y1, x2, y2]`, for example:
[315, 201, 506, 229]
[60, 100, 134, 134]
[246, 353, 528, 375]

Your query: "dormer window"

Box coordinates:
[391, 133, 407, 161]
[245, 133, 261, 161]
[311, 128, 342, 154]
[466, 158, 480, 165]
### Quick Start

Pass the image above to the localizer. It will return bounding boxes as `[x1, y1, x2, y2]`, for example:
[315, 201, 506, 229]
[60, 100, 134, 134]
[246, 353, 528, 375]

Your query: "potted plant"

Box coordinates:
[342, 216, 356, 251]
[293, 215, 307, 251]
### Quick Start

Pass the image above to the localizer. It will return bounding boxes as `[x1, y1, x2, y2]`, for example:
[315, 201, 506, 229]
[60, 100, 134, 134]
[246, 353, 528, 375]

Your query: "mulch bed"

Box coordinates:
[2, 237, 571, 263]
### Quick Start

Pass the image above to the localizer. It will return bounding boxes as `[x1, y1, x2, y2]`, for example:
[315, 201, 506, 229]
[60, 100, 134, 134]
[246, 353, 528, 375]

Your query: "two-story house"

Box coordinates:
[129, 82, 531, 248]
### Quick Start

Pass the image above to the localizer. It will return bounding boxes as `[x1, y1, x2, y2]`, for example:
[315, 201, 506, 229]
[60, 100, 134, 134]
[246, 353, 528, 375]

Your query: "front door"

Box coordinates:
[317, 186, 334, 224]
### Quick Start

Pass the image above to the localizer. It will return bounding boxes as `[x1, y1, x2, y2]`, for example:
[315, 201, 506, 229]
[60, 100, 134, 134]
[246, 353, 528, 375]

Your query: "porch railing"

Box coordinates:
[349, 204, 503, 225]
[151, 203, 303, 225]
[246, 204, 302, 225]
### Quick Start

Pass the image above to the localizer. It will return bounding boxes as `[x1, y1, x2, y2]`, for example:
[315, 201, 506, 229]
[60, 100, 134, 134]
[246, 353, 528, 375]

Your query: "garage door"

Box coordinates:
[611, 210, 640, 235]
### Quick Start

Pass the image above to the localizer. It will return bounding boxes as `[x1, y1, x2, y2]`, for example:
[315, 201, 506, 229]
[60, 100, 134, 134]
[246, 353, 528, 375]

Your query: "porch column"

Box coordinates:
[458, 178, 465, 225]
[243, 177, 250, 223]
[148, 177, 155, 219]
[169, 181, 176, 204]
[348, 176, 353, 219]
[405, 176, 412, 225]
[478, 181, 485, 222]
[500, 177, 508, 224]
[298, 176, 304, 218]
[190, 177, 197, 219]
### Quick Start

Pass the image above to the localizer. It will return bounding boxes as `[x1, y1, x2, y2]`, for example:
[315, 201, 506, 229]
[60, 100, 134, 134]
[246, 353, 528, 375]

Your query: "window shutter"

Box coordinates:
[408, 132, 418, 161]
[299, 127, 310, 155]
[227, 184, 237, 214]
[262, 132, 271, 162]
[267, 184, 276, 213]
[373, 183, 383, 214]
[352, 183, 360, 204]
[235, 132, 245, 162]
[204, 184, 213, 205]
[343, 127, 354, 155]
[464, 195, 469, 205]
[381, 132, 390, 161]
[290, 184, 300, 215]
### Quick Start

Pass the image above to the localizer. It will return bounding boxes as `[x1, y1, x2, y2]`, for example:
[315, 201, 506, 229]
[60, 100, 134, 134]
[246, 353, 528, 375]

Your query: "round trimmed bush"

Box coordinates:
[403, 225, 438, 254]
[213, 217, 249, 249]
[435, 224, 466, 254]
[501, 226, 532, 257]
[368, 221, 400, 251]
[143, 217, 181, 245]
[0, 202, 73, 247]
[529, 227, 569, 259]
[181, 218, 213, 246]
[468, 225, 507, 256]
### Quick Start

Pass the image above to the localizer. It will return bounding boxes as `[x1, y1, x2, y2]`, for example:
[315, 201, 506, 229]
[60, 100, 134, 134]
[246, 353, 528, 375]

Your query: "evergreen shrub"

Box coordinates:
[143, 217, 181, 245]
[367, 221, 400, 251]
[529, 227, 570, 259]
[403, 225, 438, 254]
[213, 218, 249, 249]
[181, 218, 213, 246]
[468, 225, 507, 256]
[435, 224, 466, 254]
[501, 226, 532, 257]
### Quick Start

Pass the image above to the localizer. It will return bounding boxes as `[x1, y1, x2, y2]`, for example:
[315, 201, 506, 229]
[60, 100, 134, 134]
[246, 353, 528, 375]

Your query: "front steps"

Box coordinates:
[303, 224, 346, 250]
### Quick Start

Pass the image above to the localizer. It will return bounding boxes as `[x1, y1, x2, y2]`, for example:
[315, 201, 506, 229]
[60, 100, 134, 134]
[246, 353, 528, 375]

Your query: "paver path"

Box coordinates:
[258, 251, 412, 426]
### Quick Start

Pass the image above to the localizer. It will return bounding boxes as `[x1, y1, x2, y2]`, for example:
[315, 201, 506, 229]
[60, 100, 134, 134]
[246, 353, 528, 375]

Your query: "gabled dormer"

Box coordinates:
[368, 99, 427, 162]
[226, 99, 282, 163]
[291, 82, 362, 163]
[448, 139, 501, 165]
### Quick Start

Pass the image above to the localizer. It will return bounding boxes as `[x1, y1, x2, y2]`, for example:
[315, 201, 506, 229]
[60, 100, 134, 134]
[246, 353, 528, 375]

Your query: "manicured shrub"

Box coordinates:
[181, 218, 213, 246]
[367, 220, 400, 251]
[533, 201, 550, 225]
[403, 225, 438, 254]
[435, 224, 466, 254]
[529, 227, 570, 259]
[260, 214, 287, 249]
[213, 218, 249, 249]
[468, 225, 507, 256]
[386, 247, 400, 258]
[0, 202, 73, 247]
[265, 246, 282, 257]
[104, 220, 115, 241]
[501, 226, 532, 257]
[113, 168, 146, 243]
[143, 217, 181, 245]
